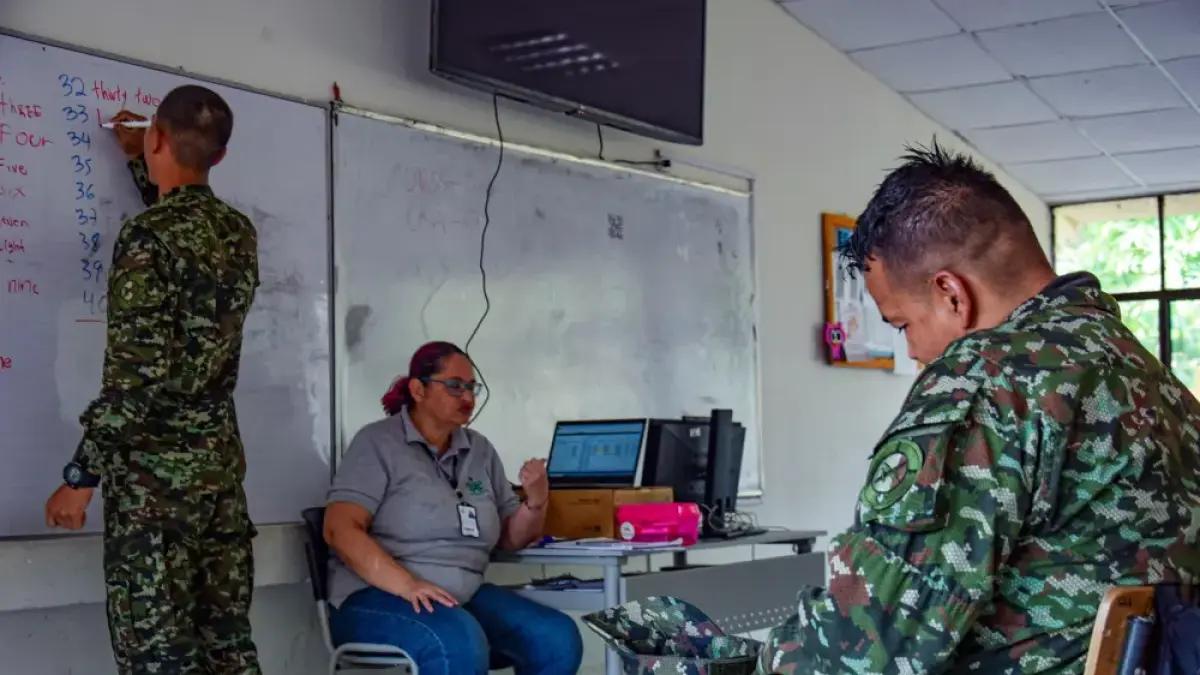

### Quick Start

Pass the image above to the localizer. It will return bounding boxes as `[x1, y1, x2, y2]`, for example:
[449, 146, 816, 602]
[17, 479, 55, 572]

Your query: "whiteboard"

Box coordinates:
[333, 111, 761, 494]
[0, 33, 331, 536]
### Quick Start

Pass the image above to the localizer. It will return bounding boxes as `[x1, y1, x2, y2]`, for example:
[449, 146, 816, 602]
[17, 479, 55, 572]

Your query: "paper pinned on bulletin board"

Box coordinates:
[822, 213, 896, 371]
[892, 329, 919, 376]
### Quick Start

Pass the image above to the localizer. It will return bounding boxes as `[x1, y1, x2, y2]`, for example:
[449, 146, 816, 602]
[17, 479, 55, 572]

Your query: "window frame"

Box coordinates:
[1051, 191, 1200, 370]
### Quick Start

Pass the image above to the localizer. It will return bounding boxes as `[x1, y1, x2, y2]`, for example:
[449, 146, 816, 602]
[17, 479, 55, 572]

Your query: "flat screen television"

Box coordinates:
[430, 0, 706, 145]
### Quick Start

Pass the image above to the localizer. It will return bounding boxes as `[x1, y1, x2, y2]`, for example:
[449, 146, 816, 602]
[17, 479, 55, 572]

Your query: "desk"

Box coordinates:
[493, 530, 825, 675]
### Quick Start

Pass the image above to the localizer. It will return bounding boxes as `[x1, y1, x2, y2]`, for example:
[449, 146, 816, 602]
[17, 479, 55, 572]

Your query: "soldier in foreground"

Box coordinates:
[761, 144, 1200, 674]
[44, 86, 262, 674]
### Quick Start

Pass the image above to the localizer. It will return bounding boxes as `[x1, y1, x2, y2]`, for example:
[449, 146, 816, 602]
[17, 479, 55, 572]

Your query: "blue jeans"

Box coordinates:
[329, 584, 584, 675]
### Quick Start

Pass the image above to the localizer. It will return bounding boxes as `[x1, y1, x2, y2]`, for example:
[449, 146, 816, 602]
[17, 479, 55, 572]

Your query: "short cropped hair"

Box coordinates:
[156, 85, 233, 172]
[841, 140, 1038, 285]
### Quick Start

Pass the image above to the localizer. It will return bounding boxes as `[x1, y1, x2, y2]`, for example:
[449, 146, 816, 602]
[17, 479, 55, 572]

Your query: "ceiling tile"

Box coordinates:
[851, 34, 1011, 92]
[1116, 0, 1200, 61]
[935, 0, 1102, 31]
[1076, 108, 1200, 154]
[1117, 146, 1200, 184]
[909, 81, 1060, 129]
[779, 0, 960, 51]
[1006, 156, 1137, 194]
[1029, 64, 1186, 116]
[976, 12, 1147, 77]
[962, 121, 1099, 163]
[1164, 55, 1200, 103]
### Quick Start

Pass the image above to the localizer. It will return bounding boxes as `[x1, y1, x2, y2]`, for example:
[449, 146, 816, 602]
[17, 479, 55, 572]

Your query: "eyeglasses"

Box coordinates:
[422, 378, 484, 398]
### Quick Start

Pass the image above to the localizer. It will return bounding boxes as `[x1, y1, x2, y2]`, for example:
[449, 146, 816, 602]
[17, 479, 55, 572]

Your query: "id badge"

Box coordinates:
[458, 503, 480, 538]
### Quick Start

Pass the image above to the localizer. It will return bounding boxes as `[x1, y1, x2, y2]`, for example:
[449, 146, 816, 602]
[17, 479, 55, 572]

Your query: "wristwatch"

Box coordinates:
[63, 462, 100, 489]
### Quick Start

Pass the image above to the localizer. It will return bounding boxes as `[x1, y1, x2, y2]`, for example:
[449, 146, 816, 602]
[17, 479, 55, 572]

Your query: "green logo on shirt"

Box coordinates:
[860, 438, 923, 510]
[466, 478, 486, 496]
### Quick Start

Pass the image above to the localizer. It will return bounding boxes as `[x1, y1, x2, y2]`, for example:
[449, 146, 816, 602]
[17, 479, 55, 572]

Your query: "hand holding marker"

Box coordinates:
[106, 111, 150, 159]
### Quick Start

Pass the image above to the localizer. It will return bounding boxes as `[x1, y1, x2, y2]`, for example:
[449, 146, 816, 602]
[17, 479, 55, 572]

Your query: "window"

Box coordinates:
[1053, 192, 1200, 397]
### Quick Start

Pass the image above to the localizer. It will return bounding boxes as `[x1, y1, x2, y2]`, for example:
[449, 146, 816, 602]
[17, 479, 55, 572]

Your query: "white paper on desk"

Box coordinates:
[542, 538, 682, 551]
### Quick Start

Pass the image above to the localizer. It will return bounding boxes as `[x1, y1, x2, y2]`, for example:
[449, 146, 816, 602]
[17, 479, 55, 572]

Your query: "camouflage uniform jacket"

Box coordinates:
[762, 273, 1200, 674]
[74, 158, 259, 495]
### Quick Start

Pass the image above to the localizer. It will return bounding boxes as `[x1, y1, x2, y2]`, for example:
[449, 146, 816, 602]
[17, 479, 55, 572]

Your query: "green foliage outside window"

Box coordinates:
[1054, 198, 1200, 397]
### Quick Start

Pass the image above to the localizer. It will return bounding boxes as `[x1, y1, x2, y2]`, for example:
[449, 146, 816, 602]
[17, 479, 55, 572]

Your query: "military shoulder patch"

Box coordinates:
[858, 423, 957, 533]
[860, 438, 923, 510]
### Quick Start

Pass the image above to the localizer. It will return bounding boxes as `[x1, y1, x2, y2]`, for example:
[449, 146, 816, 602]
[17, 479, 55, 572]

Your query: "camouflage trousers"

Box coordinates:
[103, 483, 261, 675]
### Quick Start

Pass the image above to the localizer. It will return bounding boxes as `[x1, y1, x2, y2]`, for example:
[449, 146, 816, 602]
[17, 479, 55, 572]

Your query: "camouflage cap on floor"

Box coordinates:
[584, 596, 762, 675]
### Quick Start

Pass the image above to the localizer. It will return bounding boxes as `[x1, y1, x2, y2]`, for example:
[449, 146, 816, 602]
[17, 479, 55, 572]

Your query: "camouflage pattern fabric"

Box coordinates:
[78, 158, 262, 674]
[104, 484, 257, 674]
[127, 156, 158, 207]
[760, 273, 1200, 675]
[585, 596, 762, 675]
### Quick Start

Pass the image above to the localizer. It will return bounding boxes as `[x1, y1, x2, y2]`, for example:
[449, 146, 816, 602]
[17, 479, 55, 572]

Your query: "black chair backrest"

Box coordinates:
[301, 507, 329, 602]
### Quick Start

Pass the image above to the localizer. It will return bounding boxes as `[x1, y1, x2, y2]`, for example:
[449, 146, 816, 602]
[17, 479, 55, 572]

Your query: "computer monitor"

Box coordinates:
[641, 410, 746, 537]
[546, 419, 647, 487]
[641, 418, 709, 504]
[704, 409, 745, 537]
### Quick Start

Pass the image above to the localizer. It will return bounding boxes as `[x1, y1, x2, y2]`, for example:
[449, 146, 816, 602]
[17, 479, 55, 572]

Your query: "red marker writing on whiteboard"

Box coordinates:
[100, 120, 151, 129]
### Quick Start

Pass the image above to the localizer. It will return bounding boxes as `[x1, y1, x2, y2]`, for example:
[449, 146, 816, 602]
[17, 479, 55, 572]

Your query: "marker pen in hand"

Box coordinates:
[101, 120, 151, 129]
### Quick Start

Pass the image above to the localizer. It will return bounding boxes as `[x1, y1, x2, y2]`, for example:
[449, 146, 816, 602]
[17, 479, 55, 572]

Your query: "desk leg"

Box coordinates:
[603, 563, 621, 675]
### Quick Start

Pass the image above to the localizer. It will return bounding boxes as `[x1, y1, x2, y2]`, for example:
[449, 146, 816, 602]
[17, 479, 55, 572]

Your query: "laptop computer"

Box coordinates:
[546, 419, 647, 488]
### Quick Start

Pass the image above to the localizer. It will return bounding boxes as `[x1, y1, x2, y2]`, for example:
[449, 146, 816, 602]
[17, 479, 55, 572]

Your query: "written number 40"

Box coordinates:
[83, 290, 107, 315]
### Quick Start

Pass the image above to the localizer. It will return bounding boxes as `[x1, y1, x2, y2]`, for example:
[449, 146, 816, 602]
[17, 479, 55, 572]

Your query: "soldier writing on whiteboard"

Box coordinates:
[44, 85, 262, 675]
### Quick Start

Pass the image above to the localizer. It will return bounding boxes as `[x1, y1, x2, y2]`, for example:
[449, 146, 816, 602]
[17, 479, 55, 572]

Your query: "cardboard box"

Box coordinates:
[541, 487, 674, 539]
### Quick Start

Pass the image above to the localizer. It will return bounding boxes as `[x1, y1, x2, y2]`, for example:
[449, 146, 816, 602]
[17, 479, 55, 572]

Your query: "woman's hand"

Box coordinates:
[519, 459, 549, 508]
[398, 578, 459, 614]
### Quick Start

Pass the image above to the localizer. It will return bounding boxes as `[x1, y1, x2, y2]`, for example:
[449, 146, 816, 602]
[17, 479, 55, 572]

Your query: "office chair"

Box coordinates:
[1084, 585, 1155, 675]
[301, 507, 418, 675]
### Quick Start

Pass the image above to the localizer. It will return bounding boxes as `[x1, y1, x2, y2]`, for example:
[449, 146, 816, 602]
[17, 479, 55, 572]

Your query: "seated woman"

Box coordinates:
[324, 341, 583, 675]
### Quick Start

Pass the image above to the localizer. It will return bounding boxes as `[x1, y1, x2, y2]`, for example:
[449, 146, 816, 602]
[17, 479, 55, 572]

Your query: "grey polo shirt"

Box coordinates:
[326, 407, 521, 607]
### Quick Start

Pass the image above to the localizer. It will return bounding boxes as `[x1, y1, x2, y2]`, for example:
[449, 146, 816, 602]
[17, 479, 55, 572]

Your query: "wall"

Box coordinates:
[0, 0, 1050, 672]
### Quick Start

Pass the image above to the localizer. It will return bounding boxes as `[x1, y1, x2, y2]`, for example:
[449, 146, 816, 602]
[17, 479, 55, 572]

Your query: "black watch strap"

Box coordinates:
[63, 462, 100, 488]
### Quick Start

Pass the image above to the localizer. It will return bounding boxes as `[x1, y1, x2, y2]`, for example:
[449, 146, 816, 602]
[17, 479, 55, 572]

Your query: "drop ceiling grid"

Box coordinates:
[776, 0, 1200, 202]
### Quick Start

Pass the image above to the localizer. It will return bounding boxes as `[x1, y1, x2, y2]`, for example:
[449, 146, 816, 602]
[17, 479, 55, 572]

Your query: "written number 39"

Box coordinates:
[81, 259, 103, 283]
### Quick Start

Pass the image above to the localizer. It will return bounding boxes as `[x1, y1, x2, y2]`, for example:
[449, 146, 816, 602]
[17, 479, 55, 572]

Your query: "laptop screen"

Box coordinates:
[547, 420, 646, 485]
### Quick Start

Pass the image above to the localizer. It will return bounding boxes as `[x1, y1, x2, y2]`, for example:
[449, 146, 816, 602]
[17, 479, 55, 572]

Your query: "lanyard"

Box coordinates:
[431, 452, 462, 497]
